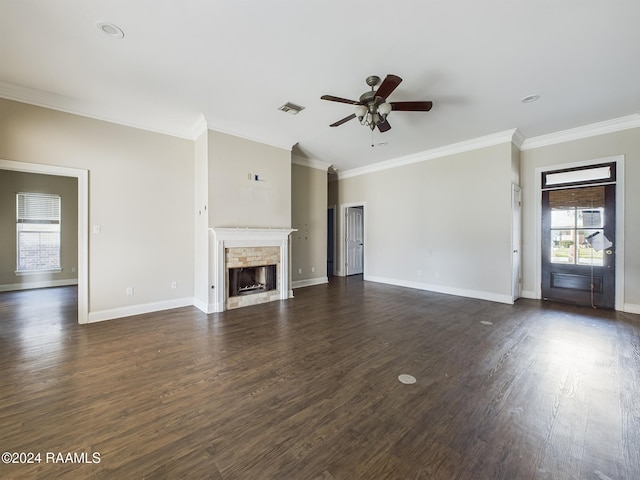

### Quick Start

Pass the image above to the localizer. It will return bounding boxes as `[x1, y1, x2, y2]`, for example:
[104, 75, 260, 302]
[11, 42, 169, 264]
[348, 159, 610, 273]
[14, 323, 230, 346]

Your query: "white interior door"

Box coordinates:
[512, 184, 522, 301]
[346, 206, 364, 275]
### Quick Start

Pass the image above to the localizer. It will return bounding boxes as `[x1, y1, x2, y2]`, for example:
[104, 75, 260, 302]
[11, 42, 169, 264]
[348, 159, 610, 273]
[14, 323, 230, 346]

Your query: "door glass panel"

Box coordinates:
[578, 208, 603, 228]
[577, 229, 604, 266]
[551, 230, 575, 263]
[551, 209, 575, 228]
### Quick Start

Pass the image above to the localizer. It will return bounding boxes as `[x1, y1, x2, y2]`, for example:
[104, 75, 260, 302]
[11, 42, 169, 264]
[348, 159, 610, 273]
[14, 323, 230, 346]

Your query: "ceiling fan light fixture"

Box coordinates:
[322, 74, 433, 134]
[378, 102, 392, 117]
[354, 105, 367, 120]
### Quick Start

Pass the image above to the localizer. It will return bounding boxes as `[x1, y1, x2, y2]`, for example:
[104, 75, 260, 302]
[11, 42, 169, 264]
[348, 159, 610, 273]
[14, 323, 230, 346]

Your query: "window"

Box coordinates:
[16, 193, 61, 273]
[548, 186, 604, 266]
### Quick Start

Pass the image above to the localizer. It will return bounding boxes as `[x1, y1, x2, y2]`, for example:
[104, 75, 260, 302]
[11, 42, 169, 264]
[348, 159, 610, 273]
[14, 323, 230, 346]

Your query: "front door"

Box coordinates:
[541, 164, 616, 309]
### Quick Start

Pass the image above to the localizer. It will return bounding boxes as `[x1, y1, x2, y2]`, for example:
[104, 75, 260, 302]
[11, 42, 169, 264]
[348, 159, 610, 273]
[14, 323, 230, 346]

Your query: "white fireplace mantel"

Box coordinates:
[209, 228, 296, 312]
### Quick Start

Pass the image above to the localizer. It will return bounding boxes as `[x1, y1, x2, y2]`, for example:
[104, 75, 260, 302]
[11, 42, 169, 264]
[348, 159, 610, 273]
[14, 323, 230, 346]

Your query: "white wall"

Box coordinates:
[335, 142, 515, 303]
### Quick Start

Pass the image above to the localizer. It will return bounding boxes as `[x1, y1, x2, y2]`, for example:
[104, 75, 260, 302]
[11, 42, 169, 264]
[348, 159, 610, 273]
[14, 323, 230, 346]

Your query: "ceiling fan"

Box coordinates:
[321, 74, 433, 132]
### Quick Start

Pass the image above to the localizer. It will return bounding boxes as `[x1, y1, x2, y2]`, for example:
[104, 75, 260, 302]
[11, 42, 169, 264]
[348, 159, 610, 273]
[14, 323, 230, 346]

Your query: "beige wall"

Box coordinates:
[520, 127, 640, 310]
[291, 162, 328, 285]
[335, 142, 515, 303]
[0, 170, 78, 289]
[0, 98, 195, 317]
[208, 130, 291, 228]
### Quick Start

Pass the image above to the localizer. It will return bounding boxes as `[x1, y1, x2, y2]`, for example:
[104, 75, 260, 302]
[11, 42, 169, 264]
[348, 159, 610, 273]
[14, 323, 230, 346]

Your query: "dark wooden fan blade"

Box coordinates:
[377, 119, 391, 132]
[330, 113, 356, 127]
[321, 95, 359, 105]
[391, 101, 433, 111]
[375, 74, 402, 100]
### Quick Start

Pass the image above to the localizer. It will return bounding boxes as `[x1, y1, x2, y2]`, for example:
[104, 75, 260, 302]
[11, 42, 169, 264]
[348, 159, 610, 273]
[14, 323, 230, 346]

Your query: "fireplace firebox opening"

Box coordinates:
[228, 265, 277, 298]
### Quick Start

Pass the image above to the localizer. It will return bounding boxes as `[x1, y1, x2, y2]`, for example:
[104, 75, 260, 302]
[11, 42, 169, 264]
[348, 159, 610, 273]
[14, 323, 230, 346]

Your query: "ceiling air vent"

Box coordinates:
[278, 102, 305, 115]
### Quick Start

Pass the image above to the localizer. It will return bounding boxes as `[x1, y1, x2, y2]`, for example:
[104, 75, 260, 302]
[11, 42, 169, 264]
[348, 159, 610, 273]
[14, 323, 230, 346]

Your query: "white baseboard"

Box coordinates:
[364, 275, 514, 305]
[192, 297, 212, 314]
[292, 277, 329, 289]
[88, 297, 194, 323]
[0, 278, 78, 292]
[623, 303, 640, 315]
[521, 290, 538, 299]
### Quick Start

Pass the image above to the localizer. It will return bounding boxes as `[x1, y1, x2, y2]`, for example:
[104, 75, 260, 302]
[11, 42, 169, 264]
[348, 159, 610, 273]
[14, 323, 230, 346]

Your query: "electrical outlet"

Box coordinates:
[311, 266, 315, 273]
[298, 268, 302, 275]
[126, 287, 134, 296]
[171, 281, 177, 289]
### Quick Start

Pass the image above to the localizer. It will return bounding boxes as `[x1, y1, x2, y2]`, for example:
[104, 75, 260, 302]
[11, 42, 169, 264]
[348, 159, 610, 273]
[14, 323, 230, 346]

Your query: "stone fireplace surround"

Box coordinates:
[210, 228, 295, 312]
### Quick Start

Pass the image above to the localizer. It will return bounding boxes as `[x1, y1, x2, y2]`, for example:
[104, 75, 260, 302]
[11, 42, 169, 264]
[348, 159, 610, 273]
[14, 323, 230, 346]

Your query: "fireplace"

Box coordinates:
[210, 228, 295, 312]
[228, 265, 277, 297]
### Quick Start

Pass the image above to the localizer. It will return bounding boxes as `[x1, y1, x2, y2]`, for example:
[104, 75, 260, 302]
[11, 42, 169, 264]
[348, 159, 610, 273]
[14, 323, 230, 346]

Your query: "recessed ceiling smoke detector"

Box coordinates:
[521, 94, 541, 104]
[97, 22, 125, 39]
[278, 102, 305, 115]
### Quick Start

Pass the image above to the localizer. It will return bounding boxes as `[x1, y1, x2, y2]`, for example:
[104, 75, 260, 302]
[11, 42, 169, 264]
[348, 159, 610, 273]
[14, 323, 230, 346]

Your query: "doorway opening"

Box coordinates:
[0, 159, 88, 323]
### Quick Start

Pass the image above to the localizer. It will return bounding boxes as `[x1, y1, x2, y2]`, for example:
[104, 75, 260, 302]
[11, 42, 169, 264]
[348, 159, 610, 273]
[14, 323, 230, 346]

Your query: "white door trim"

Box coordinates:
[534, 155, 625, 311]
[0, 159, 89, 323]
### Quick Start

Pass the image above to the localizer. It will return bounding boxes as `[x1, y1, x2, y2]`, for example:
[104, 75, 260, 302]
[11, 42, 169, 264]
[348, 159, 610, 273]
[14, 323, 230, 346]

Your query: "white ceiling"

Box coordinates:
[1, 1, 639, 173]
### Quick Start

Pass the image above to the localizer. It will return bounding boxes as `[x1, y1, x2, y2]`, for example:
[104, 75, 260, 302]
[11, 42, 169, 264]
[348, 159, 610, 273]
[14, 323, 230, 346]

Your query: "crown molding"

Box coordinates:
[190, 114, 208, 138]
[511, 128, 526, 149]
[338, 129, 518, 180]
[0, 82, 199, 139]
[291, 155, 333, 171]
[520, 114, 640, 150]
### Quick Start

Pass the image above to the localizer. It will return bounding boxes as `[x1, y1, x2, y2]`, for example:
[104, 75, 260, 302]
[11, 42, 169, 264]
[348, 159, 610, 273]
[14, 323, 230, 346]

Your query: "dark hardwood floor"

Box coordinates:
[1, 278, 639, 479]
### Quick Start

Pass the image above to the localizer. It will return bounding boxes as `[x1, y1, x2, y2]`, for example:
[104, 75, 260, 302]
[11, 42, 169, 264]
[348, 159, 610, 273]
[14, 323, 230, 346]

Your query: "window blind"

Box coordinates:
[17, 193, 61, 224]
[548, 185, 605, 210]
